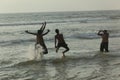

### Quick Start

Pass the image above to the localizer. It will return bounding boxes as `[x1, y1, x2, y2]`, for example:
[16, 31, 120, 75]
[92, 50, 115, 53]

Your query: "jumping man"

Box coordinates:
[25, 22, 50, 54]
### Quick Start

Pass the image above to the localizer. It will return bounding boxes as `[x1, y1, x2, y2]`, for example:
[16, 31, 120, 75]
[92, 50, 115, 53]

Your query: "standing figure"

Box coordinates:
[25, 22, 50, 54]
[97, 30, 109, 52]
[55, 29, 69, 57]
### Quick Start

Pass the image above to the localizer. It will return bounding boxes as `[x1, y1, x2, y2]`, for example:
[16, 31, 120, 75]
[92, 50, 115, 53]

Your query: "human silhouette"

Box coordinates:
[25, 22, 50, 54]
[55, 29, 69, 57]
[98, 30, 109, 52]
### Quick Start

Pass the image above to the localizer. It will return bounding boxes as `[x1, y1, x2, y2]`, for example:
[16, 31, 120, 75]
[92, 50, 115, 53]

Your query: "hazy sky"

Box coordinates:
[0, 0, 120, 13]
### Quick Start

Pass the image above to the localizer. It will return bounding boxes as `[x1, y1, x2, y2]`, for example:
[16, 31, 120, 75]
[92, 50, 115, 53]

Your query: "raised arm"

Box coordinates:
[42, 29, 50, 36]
[40, 23, 44, 30]
[25, 30, 37, 35]
[97, 30, 103, 36]
[40, 22, 46, 33]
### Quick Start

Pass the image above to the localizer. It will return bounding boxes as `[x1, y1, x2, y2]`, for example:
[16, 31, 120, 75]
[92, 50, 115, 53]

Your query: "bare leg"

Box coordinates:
[62, 47, 69, 57]
[63, 47, 69, 53]
[35, 43, 38, 49]
[62, 53, 65, 57]
[56, 47, 59, 53]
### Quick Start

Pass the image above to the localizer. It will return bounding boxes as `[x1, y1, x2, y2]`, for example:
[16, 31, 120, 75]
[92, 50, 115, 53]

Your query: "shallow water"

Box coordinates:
[0, 38, 120, 80]
[0, 10, 120, 80]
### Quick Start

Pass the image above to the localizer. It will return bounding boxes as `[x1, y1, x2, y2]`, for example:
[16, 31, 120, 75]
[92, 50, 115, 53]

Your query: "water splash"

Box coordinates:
[27, 44, 44, 61]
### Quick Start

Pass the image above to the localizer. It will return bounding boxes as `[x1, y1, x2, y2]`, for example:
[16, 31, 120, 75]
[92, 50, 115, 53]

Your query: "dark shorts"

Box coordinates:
[57, 43, 68, 48]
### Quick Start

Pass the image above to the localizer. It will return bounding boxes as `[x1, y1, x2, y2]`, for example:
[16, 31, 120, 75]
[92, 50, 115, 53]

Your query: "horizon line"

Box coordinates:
[0, 9, 120, 14]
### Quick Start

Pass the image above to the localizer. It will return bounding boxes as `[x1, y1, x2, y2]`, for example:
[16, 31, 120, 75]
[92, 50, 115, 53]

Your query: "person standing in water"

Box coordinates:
[97, 30, 109, 52]
[25, 22, 50, 54]
[55, 29, 69, 57]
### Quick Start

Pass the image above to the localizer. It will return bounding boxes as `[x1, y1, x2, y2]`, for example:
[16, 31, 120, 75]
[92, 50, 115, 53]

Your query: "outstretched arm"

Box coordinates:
[42, 29, 50, 36]
[25, 30, 37, 35]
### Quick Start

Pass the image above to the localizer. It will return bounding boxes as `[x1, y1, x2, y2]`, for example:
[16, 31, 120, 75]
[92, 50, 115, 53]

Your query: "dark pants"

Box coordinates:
[100, 42, 109, 52]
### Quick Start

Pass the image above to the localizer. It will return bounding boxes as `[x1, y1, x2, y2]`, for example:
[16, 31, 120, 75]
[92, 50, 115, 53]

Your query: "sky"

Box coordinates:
[0, 0, 120, 13]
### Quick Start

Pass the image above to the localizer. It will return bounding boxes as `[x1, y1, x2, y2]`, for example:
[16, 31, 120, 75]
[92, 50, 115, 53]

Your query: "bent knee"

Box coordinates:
[43, 49, 48, 54]
[43, 51, 48, 54]
[67, 47, 70, 51]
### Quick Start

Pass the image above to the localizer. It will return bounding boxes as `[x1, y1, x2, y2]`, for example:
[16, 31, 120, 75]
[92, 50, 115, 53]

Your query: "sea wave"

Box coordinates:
[0, 38, 54, 47]
[13, 60, 41, 67]
[0, 39, 34, 46]
[0, 22, 42, 26]
[70, 32, 120, 39]
[0, 16, 115, 26]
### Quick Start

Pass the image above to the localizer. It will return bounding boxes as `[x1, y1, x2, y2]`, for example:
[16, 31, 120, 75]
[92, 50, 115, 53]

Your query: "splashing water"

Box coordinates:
[27, 44, 44, 61]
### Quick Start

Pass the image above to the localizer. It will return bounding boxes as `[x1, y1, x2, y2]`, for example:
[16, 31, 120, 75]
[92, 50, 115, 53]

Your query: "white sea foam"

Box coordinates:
[27, 44, 44, 61]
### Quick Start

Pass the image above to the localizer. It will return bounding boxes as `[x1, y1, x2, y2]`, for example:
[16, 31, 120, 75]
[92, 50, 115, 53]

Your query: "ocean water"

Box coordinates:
[0, 10, 120, 80]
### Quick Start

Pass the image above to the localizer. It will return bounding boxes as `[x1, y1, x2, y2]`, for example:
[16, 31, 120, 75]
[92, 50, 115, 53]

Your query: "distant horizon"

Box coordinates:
[0, 9, 120, 14]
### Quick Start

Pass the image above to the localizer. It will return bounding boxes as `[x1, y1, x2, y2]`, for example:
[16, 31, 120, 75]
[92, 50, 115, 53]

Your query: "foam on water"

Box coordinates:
[27, 44, 44, 61]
